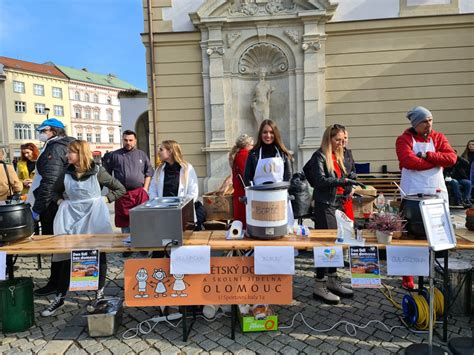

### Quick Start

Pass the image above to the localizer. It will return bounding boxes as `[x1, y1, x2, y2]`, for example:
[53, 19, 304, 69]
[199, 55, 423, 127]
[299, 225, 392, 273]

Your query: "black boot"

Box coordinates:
[34, 260, 61, 296]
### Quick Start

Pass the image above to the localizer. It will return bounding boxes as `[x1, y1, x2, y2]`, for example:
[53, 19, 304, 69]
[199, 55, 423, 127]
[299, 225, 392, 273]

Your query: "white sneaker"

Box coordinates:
[327, 273, 354, 298]
[41, 294, 65, 317]
[313, 278, 340, 305]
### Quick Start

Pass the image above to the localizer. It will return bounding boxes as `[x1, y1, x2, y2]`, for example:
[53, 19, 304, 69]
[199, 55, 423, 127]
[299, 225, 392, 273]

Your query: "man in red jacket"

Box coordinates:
[395, 106, 456, 289]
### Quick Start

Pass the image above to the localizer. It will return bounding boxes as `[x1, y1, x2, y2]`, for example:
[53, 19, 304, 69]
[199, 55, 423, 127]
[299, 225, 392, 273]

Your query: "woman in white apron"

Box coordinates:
[40, 141, 125, 317]
[243, 119, 294, 228]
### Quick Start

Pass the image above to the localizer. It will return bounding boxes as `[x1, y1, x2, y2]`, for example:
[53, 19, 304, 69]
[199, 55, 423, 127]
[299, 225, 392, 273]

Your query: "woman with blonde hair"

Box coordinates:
[17, 142, 40, 194]
[39, 140, 125, 317]
[305, 124, 360, 304]
[229, 134, 254, 227]
[148, 140, 198, 202]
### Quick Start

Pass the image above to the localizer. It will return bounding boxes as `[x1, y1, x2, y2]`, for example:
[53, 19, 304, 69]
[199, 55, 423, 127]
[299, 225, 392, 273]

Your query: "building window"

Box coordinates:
[74, 107, 82, 119]
[95, 133, 101, 142]
[84, 93, 90, 102]
[93, 110, 100, 120]
[108, 133, 114, 143]
[52, 87, 63, 98]
[86, 133, 92, 142]
[93, 94, 99, 103]
[34, 103, 45, 114]
[107, 96, 112, 105]
[74, 91, 80, 101]
[33, 84, 44, 96]
[106, 109, 113, 121]
[77, 132, 83, 140]
[14, 123, 33, 140]
[13, 81, 25, 93]
[15, 101, 26, 113]
[54, 105, 64, 116]
[84, 108, 91, 120]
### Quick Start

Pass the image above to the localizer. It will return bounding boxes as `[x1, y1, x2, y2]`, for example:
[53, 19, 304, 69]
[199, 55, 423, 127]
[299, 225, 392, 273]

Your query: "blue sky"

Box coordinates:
[0, 0, 147, 90]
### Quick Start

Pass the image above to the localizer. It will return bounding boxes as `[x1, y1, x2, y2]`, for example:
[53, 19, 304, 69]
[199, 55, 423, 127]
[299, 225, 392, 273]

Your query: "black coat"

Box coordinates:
[33, 136, 75, 214]
[308, 149, 351, 206]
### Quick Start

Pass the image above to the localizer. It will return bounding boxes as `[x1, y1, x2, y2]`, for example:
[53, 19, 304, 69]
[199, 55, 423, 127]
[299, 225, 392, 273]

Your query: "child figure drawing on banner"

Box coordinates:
[150, 268, 168, 298]
[133, 268, 150, 298]
[170, 274, 189, 297]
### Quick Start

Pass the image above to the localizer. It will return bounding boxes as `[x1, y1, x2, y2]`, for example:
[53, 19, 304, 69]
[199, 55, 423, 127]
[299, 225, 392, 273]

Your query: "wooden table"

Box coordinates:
[1, 229, 473, 342]
[1, 229, 472, 254]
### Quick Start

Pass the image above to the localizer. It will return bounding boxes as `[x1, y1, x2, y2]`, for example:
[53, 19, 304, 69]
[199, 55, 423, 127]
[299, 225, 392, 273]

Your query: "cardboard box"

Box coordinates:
[238, 306, 278, 332]
[352, 195, 375, 219]
[202, 193, 233, 221]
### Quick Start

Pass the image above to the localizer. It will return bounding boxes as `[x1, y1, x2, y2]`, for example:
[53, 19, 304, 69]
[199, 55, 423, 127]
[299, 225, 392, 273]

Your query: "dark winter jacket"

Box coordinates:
[244, 144, 292, 186]
[52, 162, 126, 203]
[33, 136, 75, 214]
[444, 156, 471, 181]
[307, 149, 353, 206]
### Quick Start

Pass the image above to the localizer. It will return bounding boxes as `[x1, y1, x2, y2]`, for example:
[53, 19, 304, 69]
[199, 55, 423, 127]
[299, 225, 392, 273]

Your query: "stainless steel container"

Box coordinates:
[84, 299, 123, 337]
[129, 197, 194, 247]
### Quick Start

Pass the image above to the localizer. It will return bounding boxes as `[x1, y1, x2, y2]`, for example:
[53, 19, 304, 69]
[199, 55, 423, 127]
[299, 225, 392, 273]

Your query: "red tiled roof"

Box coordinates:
[0, 56, 67, 78]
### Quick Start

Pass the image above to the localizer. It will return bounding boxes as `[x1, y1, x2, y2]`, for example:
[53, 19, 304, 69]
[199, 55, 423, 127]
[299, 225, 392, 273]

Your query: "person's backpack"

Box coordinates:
[303, 154, 317, 188]
[288, 172, 312, 218]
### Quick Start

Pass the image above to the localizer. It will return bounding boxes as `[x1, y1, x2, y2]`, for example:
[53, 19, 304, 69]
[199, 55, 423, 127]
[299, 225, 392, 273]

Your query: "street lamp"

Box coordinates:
[44, 107, 50, 119]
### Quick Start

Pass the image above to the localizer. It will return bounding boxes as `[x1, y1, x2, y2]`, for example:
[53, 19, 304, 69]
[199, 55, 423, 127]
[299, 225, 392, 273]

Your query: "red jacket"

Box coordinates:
[395, 128, 456, 171]
[232, 148, 250, 226]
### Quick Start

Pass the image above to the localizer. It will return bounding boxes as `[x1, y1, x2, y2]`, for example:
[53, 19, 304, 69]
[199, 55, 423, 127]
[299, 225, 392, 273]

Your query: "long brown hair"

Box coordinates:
[254, 119, 292, 159]
[68, 140, 93, 173]
[321, 124, 346, 175]
[20, 143, 40, 162]
[461, 139, 474, 160]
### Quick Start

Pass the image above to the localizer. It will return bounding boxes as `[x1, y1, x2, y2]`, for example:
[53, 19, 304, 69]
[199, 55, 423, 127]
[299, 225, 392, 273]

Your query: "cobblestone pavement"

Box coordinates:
[1, 210, 472, 354]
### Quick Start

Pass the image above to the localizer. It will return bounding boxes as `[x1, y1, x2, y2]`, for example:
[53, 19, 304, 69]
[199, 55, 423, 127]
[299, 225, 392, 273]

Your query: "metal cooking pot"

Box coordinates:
[242, 182, 290, 240]
[401, 194, 438, 239]
[0, 202, 35, 245]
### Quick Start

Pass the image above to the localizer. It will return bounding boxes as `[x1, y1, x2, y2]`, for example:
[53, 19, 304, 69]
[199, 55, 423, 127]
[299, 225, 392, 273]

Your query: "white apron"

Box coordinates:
[400, 137, 448, 203]
[52, 172, 112, 261]
[253, 147, 294, 226]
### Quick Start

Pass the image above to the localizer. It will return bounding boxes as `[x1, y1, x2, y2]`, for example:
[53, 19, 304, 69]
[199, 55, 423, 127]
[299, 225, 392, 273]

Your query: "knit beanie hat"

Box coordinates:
[406, 106, 432, 128]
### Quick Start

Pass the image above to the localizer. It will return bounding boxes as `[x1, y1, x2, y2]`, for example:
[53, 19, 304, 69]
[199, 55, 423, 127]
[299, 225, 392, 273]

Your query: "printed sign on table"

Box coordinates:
[0, 251, 6, 280]
[313, 246, 344, 268]
[170, 245, 211, 275]
[386, 246, 429, 276]
[124, 257, 293, 307]
[350, 246, 381, 288]
[254, 246, 295, 275]
[69, 249, 99, 291]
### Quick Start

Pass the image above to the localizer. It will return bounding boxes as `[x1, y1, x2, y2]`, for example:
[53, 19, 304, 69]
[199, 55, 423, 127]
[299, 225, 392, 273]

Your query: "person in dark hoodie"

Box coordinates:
[26, 118, 75, 297]
[40, 140, 125, 316]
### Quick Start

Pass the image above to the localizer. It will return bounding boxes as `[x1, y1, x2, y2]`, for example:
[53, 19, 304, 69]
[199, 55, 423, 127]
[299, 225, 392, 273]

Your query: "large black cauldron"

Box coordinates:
[401, 194, 438, 239]
[0, 202, 34, 245]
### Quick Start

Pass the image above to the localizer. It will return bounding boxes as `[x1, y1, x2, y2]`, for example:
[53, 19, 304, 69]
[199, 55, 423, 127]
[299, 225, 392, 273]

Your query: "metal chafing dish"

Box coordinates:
[129, 197, 194, 248]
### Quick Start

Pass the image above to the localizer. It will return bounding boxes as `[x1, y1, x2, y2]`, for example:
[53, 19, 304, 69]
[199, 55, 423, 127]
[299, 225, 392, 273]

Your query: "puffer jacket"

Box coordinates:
[33, 135, 75, 214]
[308, 149, 353, 206]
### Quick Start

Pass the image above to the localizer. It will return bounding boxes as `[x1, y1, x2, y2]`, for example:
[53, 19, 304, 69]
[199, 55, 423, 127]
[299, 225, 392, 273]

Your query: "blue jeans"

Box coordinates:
[121, 227, 131, 233]
[448, 179, 472, 203]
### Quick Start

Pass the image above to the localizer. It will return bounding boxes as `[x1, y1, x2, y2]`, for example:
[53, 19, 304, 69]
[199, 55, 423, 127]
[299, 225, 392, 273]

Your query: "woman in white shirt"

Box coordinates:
[148, 140, 198, 202]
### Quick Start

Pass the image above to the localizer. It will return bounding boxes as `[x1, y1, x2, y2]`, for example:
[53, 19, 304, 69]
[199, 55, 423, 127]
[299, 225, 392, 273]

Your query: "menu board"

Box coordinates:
[420, 199, 456, 251]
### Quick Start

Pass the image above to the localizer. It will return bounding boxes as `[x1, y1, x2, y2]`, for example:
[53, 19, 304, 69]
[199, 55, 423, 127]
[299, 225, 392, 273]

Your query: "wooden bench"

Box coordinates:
[357, 173, 401, 199]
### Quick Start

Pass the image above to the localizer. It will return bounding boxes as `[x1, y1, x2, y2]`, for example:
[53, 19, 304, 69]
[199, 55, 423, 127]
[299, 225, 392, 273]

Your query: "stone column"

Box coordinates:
[298, 17, 326, 168]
